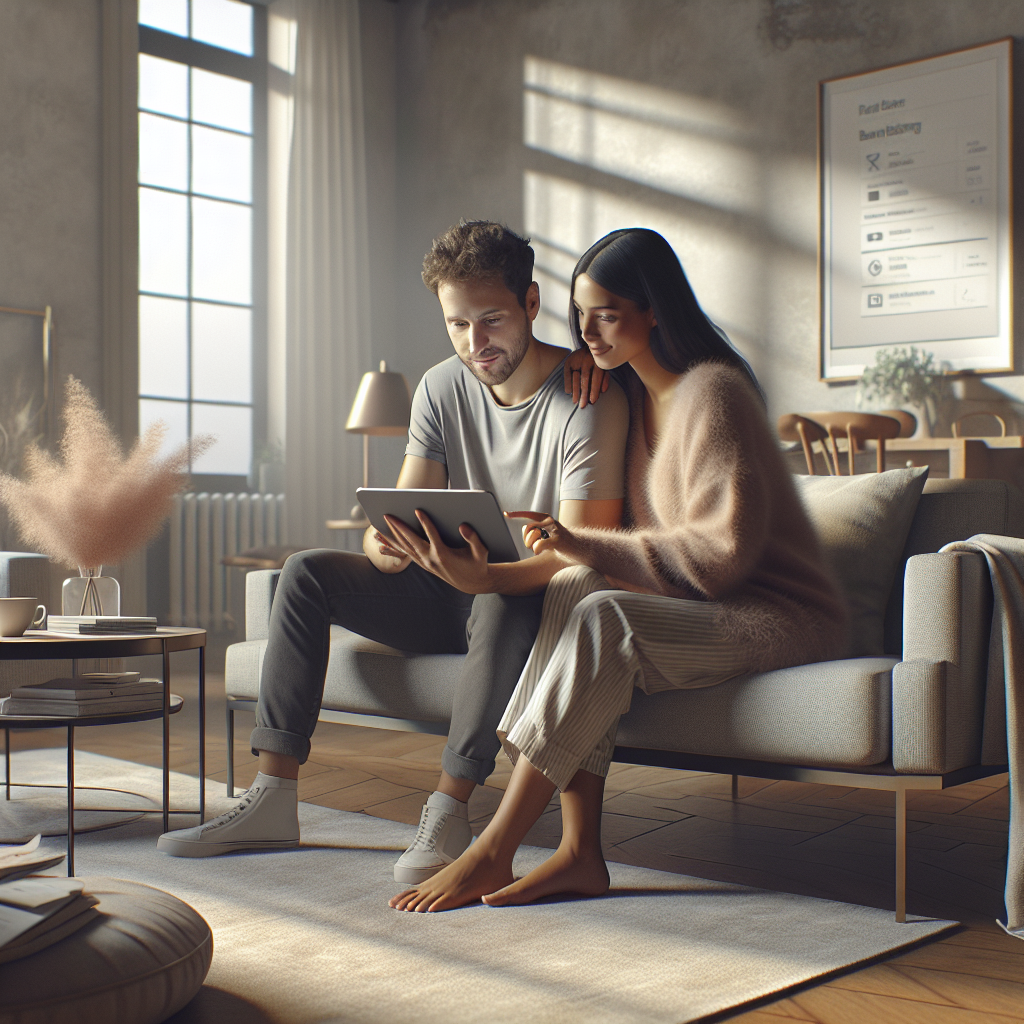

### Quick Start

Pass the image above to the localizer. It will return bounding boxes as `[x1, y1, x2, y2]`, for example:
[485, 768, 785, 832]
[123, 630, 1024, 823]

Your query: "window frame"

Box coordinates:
[137, 6, 268, 489]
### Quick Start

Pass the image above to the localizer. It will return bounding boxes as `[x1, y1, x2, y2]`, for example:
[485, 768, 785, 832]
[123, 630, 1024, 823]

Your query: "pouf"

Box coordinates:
[0, 877, 212, 1024]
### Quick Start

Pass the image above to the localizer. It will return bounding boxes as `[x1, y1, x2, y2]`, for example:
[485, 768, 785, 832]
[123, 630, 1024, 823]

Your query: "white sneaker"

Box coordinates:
[393, 792, 472, 884]
[157, 772, 300, 858]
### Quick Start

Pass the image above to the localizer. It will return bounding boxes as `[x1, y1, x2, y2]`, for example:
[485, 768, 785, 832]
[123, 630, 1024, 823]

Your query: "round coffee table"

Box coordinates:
[0, 627, 207, 875]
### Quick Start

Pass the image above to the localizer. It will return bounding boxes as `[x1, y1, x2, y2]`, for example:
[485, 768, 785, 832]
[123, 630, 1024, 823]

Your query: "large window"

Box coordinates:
[137, 0, 266, 481]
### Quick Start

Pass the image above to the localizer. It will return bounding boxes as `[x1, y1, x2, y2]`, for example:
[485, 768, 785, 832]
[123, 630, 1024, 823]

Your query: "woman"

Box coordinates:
[390, 228, 848, 912]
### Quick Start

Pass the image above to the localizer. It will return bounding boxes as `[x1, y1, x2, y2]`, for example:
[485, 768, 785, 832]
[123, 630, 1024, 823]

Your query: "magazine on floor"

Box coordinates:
[0, 836, 66, 884]
[0, 873, 99, 964]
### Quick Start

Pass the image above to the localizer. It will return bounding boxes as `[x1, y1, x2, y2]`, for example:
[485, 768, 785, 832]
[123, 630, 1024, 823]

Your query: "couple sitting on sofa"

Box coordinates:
[158, 221, 847, 912]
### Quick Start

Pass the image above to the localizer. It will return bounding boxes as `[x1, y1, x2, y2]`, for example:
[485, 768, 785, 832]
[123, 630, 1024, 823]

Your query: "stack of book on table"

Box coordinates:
[0, 672, 164, 718]
[45, 615, 158, 635]
[0, 836, 98, 964]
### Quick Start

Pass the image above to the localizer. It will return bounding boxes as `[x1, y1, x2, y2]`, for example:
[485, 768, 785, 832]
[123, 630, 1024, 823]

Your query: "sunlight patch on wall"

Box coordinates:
[766, 154, 819, 257]
[525, 171, 761, 359]
[524, 56, 759, 217]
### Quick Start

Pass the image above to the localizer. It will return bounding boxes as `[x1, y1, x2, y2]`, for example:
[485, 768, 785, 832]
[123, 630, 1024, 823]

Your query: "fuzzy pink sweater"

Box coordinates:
[571, 362, 848, 670]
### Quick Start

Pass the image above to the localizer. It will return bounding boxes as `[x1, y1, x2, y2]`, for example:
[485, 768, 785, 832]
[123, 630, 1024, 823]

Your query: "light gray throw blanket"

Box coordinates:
[942, 534, 1023, 938]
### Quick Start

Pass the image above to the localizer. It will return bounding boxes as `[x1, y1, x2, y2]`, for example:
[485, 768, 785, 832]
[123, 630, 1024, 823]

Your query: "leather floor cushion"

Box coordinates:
[0, 877, 211, 1024]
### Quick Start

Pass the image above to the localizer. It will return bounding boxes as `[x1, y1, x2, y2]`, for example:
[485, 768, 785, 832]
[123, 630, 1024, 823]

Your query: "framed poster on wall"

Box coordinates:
[820, 38, 1012, 381]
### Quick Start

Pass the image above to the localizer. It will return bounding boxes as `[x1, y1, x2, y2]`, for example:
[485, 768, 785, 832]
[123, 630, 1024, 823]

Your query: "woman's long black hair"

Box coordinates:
[569, 228, 764, 401]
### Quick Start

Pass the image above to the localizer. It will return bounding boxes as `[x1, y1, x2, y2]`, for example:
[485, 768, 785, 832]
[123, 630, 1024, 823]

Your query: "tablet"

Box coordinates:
[356, 488, 523, 563]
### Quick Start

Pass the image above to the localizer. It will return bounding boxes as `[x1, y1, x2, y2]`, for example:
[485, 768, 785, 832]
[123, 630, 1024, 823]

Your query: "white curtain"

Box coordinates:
[284, 0, 371, 549]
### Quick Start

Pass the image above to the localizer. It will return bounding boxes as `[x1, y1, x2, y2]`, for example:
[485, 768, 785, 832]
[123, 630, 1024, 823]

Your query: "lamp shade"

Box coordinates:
[345, 361, 411, 436]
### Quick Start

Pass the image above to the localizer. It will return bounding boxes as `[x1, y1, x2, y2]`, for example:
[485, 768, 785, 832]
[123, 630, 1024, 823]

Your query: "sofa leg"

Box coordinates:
[895, 788, 907, 923]
[226, 706, 235, 798]
[731, 774, 739, 800]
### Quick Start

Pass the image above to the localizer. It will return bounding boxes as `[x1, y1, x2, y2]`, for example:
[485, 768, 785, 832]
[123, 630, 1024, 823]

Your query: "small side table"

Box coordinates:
[0, 627, 206, 874]
[0, 697, 183, 876]
[326, 518, 370, 532]
[221, 545, 308, 571]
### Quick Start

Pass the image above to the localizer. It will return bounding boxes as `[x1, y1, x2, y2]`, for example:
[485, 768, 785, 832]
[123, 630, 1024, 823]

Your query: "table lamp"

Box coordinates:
[345, 360, 412, 520]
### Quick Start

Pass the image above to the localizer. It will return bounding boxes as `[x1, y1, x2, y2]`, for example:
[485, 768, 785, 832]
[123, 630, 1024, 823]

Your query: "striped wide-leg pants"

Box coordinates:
[497, 565, 758, 791]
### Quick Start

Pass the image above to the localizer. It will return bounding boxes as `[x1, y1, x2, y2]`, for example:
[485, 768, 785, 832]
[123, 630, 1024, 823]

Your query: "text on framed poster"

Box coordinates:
[820, 39, 1012, 381]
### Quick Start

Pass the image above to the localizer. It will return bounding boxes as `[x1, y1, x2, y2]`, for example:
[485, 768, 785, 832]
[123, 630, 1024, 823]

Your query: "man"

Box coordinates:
[157, 222, 628, 883]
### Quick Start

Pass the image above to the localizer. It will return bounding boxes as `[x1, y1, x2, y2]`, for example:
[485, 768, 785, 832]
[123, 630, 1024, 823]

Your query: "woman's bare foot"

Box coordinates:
[389, 842, 514, 912]
[482, 845, 609, 906]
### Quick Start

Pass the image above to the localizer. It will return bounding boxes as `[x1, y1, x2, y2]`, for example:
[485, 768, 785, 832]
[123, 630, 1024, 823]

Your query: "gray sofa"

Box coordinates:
[224, 477, 1017, 920]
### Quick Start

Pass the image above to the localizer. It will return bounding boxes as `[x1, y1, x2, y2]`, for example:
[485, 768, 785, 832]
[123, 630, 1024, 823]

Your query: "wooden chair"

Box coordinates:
[952, 412, 1008, 438]
[777, 414, 832, 475]
[804, 412, 903, 475]
[878, 409, 917, 438]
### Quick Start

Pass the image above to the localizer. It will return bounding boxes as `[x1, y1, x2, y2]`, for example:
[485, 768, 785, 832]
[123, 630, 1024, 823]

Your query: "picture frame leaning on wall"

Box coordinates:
[819, 38, 1013, 382]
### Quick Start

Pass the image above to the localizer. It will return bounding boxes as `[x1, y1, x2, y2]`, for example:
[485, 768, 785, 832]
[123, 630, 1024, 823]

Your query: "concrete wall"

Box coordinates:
[3, 0, 1022, 542]
[0, 0, 103, 555]
[383, 0, 1024, 433]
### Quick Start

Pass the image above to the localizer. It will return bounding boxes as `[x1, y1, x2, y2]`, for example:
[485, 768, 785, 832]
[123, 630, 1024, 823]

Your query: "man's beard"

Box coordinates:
[460, 324, 531, 387]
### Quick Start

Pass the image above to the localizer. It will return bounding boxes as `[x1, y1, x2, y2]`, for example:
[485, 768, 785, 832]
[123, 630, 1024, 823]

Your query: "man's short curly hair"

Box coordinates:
[422, 221, 535, 309]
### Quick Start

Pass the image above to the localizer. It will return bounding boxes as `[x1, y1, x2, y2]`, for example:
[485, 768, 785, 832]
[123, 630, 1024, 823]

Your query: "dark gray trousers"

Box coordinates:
[250, 549, 545, 784]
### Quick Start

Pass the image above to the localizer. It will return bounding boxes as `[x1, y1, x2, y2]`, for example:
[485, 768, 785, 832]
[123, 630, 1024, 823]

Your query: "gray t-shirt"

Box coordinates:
[406, 354, 629, 557]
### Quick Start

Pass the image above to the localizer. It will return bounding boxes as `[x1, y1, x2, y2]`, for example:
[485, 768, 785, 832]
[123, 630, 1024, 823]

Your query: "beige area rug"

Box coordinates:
[14, 751, 956, 1024]
[0, 748, 238, 840]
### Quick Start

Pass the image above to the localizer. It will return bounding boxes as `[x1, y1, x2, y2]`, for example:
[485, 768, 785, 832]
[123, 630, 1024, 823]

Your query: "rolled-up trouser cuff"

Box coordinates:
[250, 726, 311, 764]
[501, 717, 606, 793]
[441, 744, 493, 785]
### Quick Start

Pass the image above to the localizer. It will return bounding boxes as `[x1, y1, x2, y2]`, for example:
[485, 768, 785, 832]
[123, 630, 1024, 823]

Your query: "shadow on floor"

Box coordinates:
[166, 986, 276, 1024]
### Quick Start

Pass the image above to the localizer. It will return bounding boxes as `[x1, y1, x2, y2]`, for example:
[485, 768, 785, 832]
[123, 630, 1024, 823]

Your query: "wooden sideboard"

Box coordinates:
[885, 435, 1024, 486]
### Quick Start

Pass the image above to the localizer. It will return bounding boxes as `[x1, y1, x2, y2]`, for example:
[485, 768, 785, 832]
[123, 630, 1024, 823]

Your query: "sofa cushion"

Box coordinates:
[797, 467, 928, 657]
[616, 657, 896, 767]
[229, 629, 895, 769]
[227, 626, 463, 723]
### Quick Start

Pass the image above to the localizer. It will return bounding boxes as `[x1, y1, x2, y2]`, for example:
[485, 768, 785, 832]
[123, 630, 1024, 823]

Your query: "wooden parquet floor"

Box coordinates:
[8, 644, 1022, 1023]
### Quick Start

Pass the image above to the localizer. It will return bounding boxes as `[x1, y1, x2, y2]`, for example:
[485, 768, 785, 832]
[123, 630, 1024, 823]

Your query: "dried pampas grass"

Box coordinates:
[0, 377, 214, 569]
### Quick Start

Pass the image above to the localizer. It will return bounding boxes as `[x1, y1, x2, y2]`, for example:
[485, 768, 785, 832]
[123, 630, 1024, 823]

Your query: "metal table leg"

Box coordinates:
[163, 646, 171, 834]
[67, 725, 75, 877]
[895, 787, 907, 923]
[4, 727, 9, 801]
[226, 705, 235, 798]
[198, 644, 206, 823]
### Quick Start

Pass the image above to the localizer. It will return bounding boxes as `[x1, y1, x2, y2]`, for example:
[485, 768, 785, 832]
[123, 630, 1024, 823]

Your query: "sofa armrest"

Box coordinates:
[0, 553, 59, 698]
[893, 551, 991, 773]
[0, 552, 51, 601]
[245, 569, 281, 641]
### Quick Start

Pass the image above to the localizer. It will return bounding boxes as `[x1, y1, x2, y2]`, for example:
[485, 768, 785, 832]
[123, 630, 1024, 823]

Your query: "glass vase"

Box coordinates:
[62, 567, 121, 616]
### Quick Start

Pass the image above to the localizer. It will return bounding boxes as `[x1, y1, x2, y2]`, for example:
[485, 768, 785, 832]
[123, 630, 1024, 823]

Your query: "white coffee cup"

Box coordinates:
[0, 598, 47, 637]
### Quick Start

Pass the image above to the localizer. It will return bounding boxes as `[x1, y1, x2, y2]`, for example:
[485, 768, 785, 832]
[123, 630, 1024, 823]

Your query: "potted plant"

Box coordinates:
[857, 346, 949, 437]
[0, 377, 212, 614]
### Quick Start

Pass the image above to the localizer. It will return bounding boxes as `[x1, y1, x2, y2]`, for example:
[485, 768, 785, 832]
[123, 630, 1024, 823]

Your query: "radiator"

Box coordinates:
[170, 492, 286, 630]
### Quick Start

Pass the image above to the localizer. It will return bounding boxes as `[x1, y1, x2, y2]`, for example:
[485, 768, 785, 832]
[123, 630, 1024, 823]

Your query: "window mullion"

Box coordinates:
[186, 63, 194, 469]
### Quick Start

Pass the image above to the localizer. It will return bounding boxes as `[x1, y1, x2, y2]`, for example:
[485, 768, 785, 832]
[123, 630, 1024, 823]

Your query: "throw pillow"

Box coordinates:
[796, 466, 929, 657]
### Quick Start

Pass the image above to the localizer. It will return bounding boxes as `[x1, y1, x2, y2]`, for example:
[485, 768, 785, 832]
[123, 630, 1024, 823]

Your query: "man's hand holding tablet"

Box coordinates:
[359, 488, 526, 595]
[357, 489, 523, 563]
[383, 510, 494, 595]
